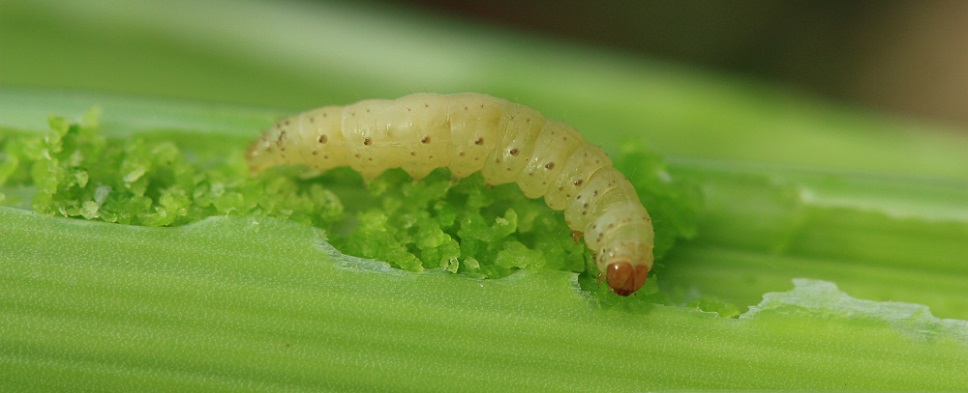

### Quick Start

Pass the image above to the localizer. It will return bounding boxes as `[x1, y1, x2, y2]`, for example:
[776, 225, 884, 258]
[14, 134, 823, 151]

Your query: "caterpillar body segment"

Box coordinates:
[443, 94, 506, 178]
[247, 93, 655, 296]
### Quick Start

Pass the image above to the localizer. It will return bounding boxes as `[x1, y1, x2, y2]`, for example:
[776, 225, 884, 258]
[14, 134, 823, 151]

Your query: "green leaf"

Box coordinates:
[2, 206, 966, 392]
[2, 87, 966, 392]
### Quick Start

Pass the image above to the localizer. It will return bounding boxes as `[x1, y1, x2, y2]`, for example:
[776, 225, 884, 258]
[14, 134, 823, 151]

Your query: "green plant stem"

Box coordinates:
[2, 89, 967, 391]
[2, 208, 966, 392]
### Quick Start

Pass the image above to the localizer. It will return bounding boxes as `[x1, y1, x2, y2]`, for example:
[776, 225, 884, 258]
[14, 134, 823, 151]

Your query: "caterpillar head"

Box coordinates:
[605, 262, 649, 296]
[600, 242, 654, 296]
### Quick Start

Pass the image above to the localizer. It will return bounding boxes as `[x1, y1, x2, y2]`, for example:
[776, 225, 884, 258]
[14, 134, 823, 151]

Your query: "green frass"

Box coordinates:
[0, 111, 700, 299]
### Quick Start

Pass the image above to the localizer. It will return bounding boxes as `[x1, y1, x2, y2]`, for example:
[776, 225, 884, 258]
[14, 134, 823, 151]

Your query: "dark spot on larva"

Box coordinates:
[558, 186, 564, 191]
[576, 195, 582, 200]
[464, 106, 469, 110]
[406, 107, 412, 112]
[509, 148, 519, 156]
[593, 190, 599, 196]
[541, 181, 547, 185]
[363, 137, 372, 146]
[322, 113, 328, 118]
[354, 153, 361, 158]
[421, 136, 431, 144]
[365, 108, 371, 113]
[323, 155, 329, 159]
[284, 119, 290, 126]
[480, 104, 485, 108]
[276, 131, 287, 145]
[474, 137, 484, 145]
[318, 134, 328, 144]
[574, 179, 584, 187]
[544, 162, 555, 170]
[495, 158, 501, 164]
[411, 152, 416, 156]
[608, 223, 615, 229]
[526, 118, 532, 124]
[309, 117, 315, 123]
[312, 150, 318, 156]
[368, 157, 373, 161]
[424, 103, 430, 108]
[506, 168, 512, 171]
[459, 151, 465, 157]
[428, 155, 434, 159]
[583, 203, 589, 208]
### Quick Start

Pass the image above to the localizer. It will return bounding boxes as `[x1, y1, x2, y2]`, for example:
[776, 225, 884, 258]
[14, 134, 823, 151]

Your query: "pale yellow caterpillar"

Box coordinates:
[247, 93, 654, 296]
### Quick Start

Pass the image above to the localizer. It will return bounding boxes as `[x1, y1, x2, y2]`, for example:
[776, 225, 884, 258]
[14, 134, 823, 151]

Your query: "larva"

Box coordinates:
[247, 93, 654, 296]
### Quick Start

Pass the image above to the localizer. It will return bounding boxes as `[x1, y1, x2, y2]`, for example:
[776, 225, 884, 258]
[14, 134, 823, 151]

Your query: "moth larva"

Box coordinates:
[247, 93, 654, 296]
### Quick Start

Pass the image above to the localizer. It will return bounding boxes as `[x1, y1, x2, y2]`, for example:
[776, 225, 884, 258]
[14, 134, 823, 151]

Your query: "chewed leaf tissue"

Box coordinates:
[247, 93, 655, 295]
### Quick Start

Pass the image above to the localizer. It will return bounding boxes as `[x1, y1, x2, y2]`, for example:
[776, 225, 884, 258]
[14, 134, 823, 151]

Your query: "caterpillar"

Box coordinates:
[247, 93, 654, 296]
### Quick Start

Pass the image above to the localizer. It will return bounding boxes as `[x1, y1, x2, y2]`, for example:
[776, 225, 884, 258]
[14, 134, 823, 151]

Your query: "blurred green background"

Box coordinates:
[396, 0, 968, 129]
[4, 0, 968, 128]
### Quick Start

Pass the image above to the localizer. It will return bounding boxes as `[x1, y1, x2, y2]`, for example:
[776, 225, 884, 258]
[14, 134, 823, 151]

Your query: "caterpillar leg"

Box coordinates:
[571, 230, 583, 243]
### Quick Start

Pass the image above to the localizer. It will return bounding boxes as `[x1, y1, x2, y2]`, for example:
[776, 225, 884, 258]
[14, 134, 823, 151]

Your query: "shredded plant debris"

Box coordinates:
[0, 112, 699, 286]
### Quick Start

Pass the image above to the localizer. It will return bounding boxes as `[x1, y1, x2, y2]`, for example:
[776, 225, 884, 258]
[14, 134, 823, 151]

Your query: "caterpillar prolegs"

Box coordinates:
[247, 93, 655, 296]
